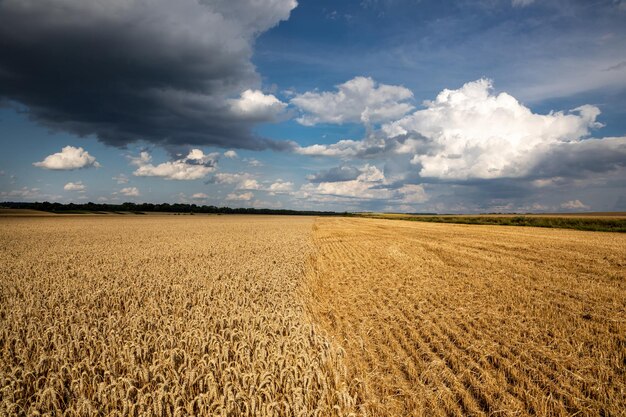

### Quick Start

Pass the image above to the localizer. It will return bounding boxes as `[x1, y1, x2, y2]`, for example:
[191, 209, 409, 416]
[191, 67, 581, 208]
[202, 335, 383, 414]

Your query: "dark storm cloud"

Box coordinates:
[528, 137, 626, 179]
[0, 0, 296, 150]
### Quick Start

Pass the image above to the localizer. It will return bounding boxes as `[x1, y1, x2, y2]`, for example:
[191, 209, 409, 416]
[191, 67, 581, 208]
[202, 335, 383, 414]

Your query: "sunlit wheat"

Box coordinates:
[0, 215, 357, 416]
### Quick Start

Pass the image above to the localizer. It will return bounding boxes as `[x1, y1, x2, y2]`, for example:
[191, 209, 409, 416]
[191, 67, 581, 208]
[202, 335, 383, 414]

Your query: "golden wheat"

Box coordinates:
[308, 217, 626, 416]
[0, 215, 357, 416]
[2, 214, 625, 416]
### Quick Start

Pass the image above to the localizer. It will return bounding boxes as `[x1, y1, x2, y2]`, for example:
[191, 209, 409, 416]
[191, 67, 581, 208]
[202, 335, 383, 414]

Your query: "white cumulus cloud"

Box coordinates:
[297, 163, 430, 207]
[210, 172, 261, 190]
[383, 78, 603, 180]
[192, 192, 209, 199]
[224, 150, 238, 159]
[268, 180, 294, 193]
[292, 76, 414, 126]
[298, 164, 392, 200]
[64, 181, 85, 191]
[226, 192, 254, 201]
[120, 187, 140, 197]
[229, 89, 287, 121]
[294, 78, 619, 185]
[33, 146, 100, 170]
[212, 172, 249, 185]
[238, 178, 262, 190]
[295, 139, 382, 158]
[132, 149, 218, 180]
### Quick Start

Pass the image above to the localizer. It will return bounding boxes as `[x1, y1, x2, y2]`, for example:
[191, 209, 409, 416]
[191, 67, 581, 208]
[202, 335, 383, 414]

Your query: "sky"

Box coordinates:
[0, 0, 625, 213]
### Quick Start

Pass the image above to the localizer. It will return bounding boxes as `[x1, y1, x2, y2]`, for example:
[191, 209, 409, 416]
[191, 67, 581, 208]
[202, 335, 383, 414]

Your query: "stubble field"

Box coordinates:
[309, 218, 626, 416]
[1, 215, 625, 416]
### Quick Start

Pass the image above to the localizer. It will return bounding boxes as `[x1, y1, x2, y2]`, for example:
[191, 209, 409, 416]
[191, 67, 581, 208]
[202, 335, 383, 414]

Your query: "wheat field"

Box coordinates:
[0, 216, 356, 416]
[1, 215, 625, 416]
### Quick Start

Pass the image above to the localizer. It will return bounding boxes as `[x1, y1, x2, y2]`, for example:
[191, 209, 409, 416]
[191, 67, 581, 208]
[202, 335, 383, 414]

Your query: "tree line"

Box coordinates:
[1, 201, 347, 216]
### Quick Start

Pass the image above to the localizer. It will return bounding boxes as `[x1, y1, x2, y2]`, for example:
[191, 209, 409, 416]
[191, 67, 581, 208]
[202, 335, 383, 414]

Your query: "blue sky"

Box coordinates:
[1, 0, 625, 212]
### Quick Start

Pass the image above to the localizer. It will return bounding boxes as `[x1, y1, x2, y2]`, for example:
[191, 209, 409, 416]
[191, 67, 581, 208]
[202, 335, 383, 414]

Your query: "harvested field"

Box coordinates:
[359, 213, 626, 232]
[1, 215, 625, 416]
[0, 216, 356, 416]
[309, 218, 626, 416]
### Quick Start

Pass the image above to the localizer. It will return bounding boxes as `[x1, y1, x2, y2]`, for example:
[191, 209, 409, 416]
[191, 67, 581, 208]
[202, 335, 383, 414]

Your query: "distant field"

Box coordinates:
[0, 208, 58, 216]
[1, 216, 625, 416]
[363, 211, 626, 218]
[0, 208, 206, 216]
[359, 212, 626, 232]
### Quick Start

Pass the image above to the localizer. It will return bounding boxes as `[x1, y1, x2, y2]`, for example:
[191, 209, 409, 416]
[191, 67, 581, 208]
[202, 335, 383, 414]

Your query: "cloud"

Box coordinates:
[299, 181, 390, 200]
[191, 192, 209, 199]
[210, 173, 291, 194]
[294, 136, 393, 158]
[1, 187, 40, 199]
[226, 191, 254, 201]
[306, 165, 362, 182]
[129, 152, 152, 167]
[238, 179, 262, 190]
[210, 172, 249, 185]
[268, 180, 294, 193]
[511, 0, 535, 7]
[33, 146, 100, 170]
[112, 174, 129, 184]
[528, 136, 626, 179]
[223, 150, 238, 159]
[295, 140, 366, 158]
[397, 184, 428, 203]
[209, 172, 261, 190]
[384, 79, 602, 179]
[298, 163, 429, 208]
[0, 0, 296, 150]
[229, 90, 287, 121]
[243, 158, 264, 167]
[291, 76, 414, 126]
[560, 199, 590, 210]
[63, 181, 85, 191]
[132, 149, 218, 180]
[298, 164, 392, 200]
[119, 187, 140, 197]
[210, 172, 293, 195]
[297, 78, 619, 184]
[0, 187, 61, 201]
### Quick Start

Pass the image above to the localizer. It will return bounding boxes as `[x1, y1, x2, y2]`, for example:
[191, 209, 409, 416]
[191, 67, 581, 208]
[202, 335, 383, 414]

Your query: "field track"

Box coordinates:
[309, 217, 626, 416]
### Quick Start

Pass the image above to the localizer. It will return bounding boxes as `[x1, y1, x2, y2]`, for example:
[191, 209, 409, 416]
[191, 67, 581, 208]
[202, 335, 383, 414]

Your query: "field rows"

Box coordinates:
[308, 218, 626, 416]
